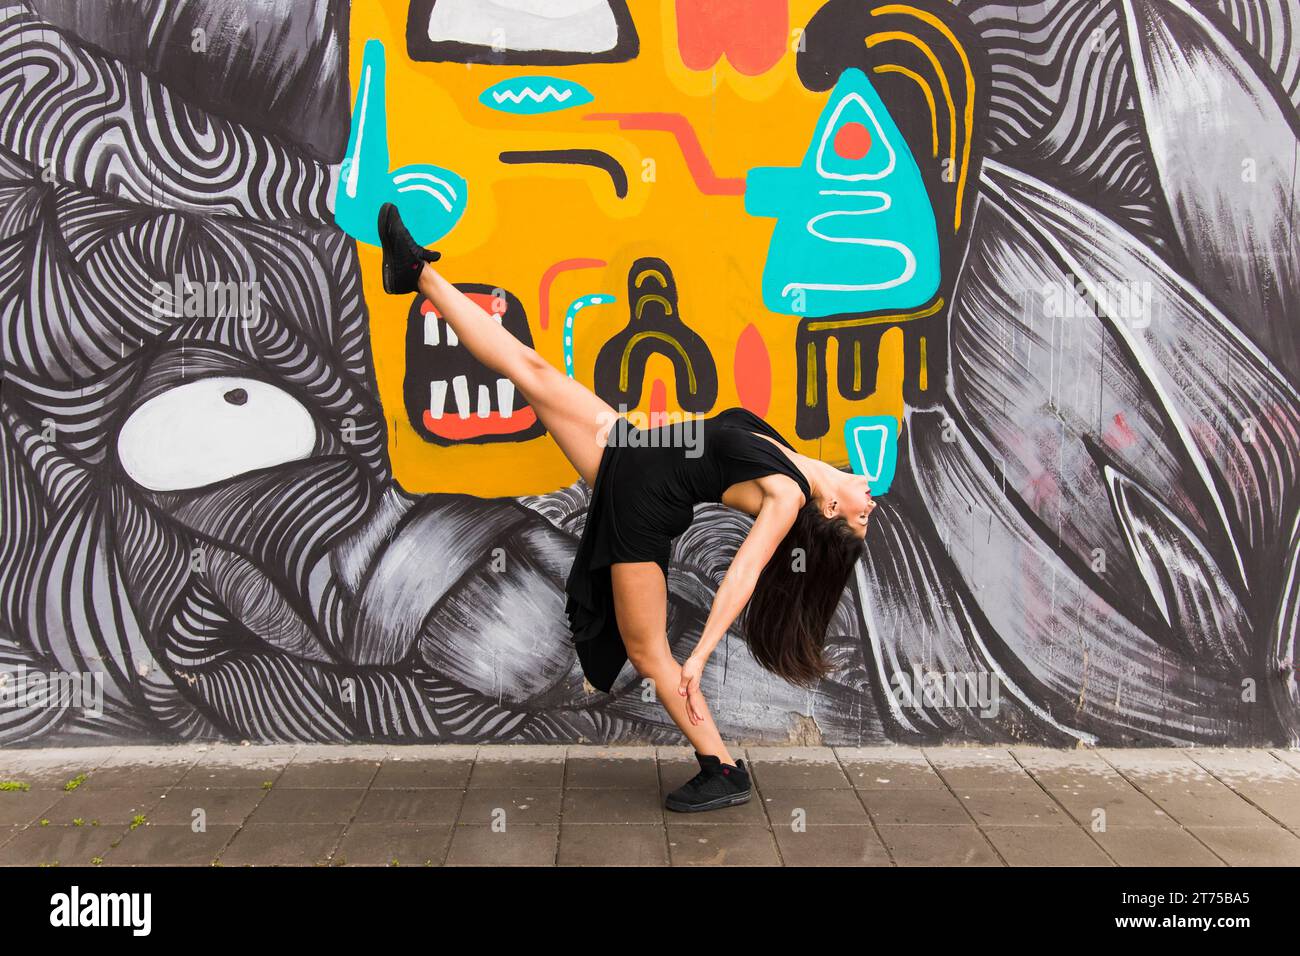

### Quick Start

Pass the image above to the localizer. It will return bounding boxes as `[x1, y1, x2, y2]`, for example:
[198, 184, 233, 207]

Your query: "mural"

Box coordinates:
[0, 0, 1296, 747]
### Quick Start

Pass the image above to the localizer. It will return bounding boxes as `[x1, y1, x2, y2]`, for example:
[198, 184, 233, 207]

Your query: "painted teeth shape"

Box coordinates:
[428, 379, 447, 419]
[423, 313, 440, 346]
[476, 384, 491, 418]
[445, 324, 459, 346]
[497, 378, 515, 418]
[452, 375, 470, 418]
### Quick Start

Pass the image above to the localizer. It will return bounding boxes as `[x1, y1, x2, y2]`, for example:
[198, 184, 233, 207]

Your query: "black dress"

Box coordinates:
[564, 406, 812, 692]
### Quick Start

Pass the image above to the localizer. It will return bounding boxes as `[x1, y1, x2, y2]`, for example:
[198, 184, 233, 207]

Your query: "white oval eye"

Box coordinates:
[117, 376, 317, 491]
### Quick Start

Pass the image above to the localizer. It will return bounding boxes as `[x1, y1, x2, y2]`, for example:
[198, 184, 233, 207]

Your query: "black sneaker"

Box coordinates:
[664, 752, 752, 812]
[377, 202, 441, 295]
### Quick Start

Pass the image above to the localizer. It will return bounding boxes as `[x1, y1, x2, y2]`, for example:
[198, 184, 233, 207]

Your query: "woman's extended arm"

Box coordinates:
[677, 488, 801, 722]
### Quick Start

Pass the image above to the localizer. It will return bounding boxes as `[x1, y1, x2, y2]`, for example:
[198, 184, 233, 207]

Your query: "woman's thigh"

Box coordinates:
[609, 562, 671, 673]
[518, 360, 617, 487]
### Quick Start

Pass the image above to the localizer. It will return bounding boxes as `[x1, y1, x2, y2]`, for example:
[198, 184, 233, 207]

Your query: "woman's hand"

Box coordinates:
[678, 654, 707, 725]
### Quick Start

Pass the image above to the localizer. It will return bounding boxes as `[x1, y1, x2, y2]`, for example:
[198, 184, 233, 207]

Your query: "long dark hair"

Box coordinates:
[741, 501, 866, 687]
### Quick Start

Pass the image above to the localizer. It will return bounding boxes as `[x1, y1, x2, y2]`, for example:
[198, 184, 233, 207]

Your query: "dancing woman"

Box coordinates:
[378, 204, 875, 812]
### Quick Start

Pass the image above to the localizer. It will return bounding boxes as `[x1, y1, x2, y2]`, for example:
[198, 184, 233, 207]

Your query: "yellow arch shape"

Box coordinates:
[873, 64, 940, 158]
[634, 294, 674, 320]
[868, 30, 961, 232]
[873, 4, 975, 230]
[634, 269, 668, 288]
[620, 331, 698, 394]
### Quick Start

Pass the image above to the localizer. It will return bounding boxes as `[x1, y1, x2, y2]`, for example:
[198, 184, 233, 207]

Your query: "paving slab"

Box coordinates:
[564, 752, 659, 789]
[771, 824, 892, 866]
[562, 787, 664, 824]
[334, 823, 453, 866]
[1187, 826, 1300, 866]
[1097, 748, 1206, 778]
[369, 758, 473, 789]
[1207, 780, 1300, 830]
[1090, 826, 1226, 867]
[0, 822, 127, 866]
[1040, 786, 1180, 830]
[924, 748, 1026, 789]
[759, 787, 873, 825]
[1025, 767, 1141, 795]
[276, 752, 384, 789]
[217, 823, 344, 866]
[558, 824, 669, 866]
[445, 825, 559, 866]
[468, 754, 566, 789]
[666, 823, 782, 866]
[39, 787, 169, 826]
[954, 787, 1073, 827]
[1009, 746, 1116, 773]
[875, 824, 1003, 866]
[0, 748, 119, 790]
[457, 788, 561, 825]
[141, 788, 268, 827]
[836, 747, 947, 790]
[859, 788, 971, 825]
[179, 745, 298, 789]
[246, 787, 366, 825]
[352, 788, 464, 824]
[0, 788, 67, 826]
[1126, 783, 1277, 828]
[1186, 748, 1300, 782]
[77, 751, 200, 791]
[105, 824, 239, 866]
[746, 748, 852, 789]
[1271, 750, 1300, 773]
[981, 826, 1114, 866]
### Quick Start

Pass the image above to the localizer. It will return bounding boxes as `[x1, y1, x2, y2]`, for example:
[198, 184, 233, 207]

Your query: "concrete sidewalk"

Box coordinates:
[1, 744, 1298, 866]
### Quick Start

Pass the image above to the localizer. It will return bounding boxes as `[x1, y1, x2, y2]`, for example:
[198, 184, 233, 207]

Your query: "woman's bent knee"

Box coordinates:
[626, 644, 674, 680]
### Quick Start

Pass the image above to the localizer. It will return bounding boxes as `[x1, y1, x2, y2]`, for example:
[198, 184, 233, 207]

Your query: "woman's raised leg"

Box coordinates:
[417, 264, 615, 486]
[418, 264, 616, 481]
[610, 562, 737, 765]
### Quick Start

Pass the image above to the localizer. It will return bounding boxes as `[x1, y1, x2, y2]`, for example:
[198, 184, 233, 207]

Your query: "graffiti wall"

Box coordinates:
[0, 0, 1296, 747]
